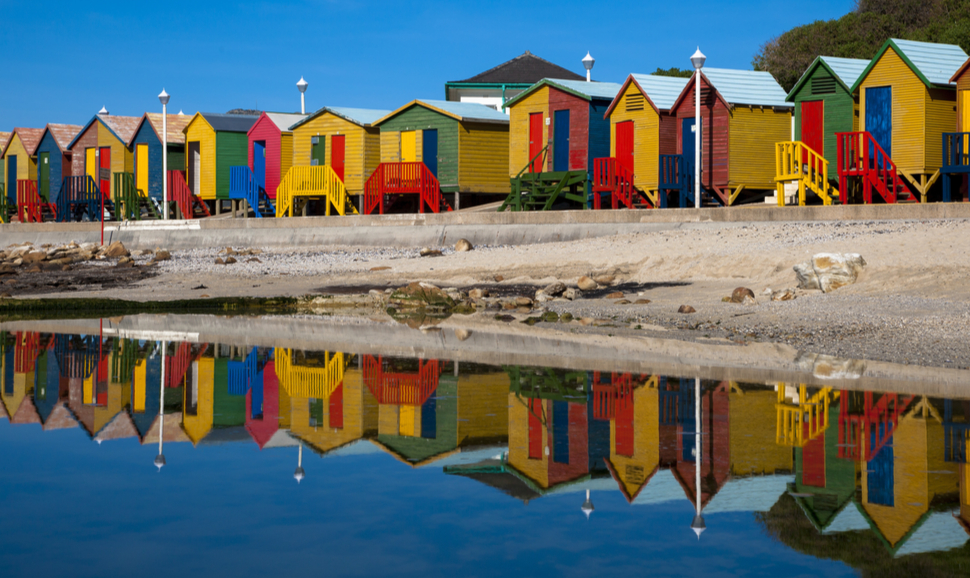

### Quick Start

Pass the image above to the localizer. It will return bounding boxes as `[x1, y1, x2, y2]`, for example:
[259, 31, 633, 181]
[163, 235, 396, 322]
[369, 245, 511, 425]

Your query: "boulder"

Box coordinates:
[454, 328, 472, 341]
[563, 287, 581, 301]
[605, 291, 624, 299]
[468, 288, 488, 300]
[635, 299, 651, 304]
[514, 296, 533, 307]
[154, 249, 172, 262]
[543, 281, 566, 297]
[794, 253, 866, 293]
[454, 239, 473, 252]
[214, 258, 225, 265]
[389, 282, 456, 309]
[730, 287, 755, 304]
[614, 299, 631, 305]
[493, 274, 505, 282]
[577, 276, 598, 291]
[224, 256, 237, 265]
[419, 247, 442, 257]
[22, 251, 47, 264]
[103, 241, 129, 258]
[534, 290, 552, 303]
[593, 274, 616, 286]
[678, 305, 696, 314]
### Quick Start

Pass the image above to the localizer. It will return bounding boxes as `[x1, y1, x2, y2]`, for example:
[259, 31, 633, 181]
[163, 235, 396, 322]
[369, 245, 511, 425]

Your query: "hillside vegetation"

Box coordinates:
[753, 0, 970, 92]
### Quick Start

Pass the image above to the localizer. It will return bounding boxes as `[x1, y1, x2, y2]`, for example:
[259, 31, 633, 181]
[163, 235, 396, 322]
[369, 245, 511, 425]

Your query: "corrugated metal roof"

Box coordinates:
[416, 99, 511, 122]
[630, 74, 691, 110]
[144, 113, 190, 145]
[892, 38, 968, 86]
[264, 112, 308, 132]
[701, 68, 792, 107]
[544, 78, 622, 100]
[894, 512, 968, 557]
[200, 112, 260, 133]
[324, 107, 391, 126]
[822, 502, 870, 534]
[703, 475, 788, 514]
[44, 124, 83, 152]
[819, 56, 870, 88]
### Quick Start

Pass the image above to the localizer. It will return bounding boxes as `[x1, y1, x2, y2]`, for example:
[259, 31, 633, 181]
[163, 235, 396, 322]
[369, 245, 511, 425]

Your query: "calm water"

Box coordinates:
[2, 327, 970, 577]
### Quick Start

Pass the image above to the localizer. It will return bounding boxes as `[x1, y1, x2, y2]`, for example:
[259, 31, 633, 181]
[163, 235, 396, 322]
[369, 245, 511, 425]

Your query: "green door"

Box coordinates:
[39, 152, 50, 201]
[311, 136, 326, 166]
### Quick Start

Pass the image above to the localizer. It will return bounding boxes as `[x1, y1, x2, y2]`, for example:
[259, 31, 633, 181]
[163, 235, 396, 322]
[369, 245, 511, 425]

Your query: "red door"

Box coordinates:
[801, 101, 824, 157]
[802, 432, 826, 487]
[331, 135, 346, 182]
[99, 147, 111, 196]
[529, 113, 544, 173]
[616, 121, 635, 173]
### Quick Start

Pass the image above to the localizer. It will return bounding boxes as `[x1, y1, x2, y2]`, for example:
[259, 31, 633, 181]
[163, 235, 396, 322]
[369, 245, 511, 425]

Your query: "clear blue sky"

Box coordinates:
[0, 0, 855, 129]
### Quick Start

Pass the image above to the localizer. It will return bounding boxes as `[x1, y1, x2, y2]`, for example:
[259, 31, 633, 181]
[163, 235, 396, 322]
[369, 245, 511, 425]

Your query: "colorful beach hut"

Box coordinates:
[34, 123, 82, 210]
[128, 113, 189, 203]
[244, 112, 306, 199]
[846, 39, 967, 203]
[2, 127, 44, 219]
[66, 114, 140, 198]
[368, 100, 510, 213]
[182, 112, 259, 212]
[939, 55, 970, 201]
[600, 74, 690, 208]
[0, 131, 9, 210]
[501, 78, 621, 211]
[667, 68, 792, 206]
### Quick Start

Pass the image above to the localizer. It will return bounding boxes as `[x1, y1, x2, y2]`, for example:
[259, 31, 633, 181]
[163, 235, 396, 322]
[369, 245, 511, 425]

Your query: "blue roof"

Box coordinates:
[818, 56, 870, 88]
[629, 74, 690, 110]
[890, 38, 968, 86]
[543, 78, 622, 100]
[700, 68, 791, 107]
[415, 99, 510, 122]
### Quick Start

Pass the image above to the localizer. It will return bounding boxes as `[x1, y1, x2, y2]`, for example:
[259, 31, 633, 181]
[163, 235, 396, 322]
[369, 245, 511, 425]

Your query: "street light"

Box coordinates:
[691, 48, 706, 209]
[294, 443, 305, 483]
[582, 52, 595, 82]
[581, 489, 595, 520]
[691, 377, 705, 539]
[155, 341, 167, 471]
[297, 77, 308, 114]
[159, 89, 170, 220]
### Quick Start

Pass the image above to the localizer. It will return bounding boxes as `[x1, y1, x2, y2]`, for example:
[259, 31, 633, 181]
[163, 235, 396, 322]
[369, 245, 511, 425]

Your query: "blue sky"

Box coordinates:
[0, 0, 855, 129]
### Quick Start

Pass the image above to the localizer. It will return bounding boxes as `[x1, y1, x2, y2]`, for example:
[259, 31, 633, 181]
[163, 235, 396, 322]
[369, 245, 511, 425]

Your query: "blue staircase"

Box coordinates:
[228, 347, 264, 396]
[229, 166, 276, 218]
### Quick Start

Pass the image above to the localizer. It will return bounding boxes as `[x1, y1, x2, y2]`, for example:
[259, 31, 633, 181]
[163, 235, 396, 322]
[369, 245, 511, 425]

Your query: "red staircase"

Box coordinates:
[592, 372, 636, 420]
[838, 391, 915, 461]
[363, 162, 452, 215]
[592, 158, 651, 209]
[165, 343, 209, 388]
[362, 355, 440, 406]
[14, 332, 41, 374]
[167, 170, 211, 219]
[836, 132, 917, 204]
[16, 180, 56, 223]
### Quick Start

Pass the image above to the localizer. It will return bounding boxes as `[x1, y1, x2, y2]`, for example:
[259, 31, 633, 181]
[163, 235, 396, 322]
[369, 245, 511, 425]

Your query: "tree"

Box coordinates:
[652, 67, 693, 78]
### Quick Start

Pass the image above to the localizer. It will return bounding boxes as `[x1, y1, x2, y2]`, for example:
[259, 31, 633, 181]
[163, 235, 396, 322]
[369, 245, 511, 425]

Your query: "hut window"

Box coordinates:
[812, 77, 836, 95]
[626, 93, 645, 112]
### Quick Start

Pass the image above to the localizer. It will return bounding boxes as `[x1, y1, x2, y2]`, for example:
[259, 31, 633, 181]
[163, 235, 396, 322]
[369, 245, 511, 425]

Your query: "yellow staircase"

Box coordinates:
[774, 141, 839, 206]
[775, 384, 840, 447]
[275, 348, 347, 399]
[275, 166, 359, 218]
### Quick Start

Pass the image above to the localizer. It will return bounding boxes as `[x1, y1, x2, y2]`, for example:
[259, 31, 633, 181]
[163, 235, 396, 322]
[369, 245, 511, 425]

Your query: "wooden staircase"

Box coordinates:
[499, 145, 588, 212]
[167, 170, 211, 219]
[228, 166, 276, 218]
[56, 176, 105, 222]
[362, 355, 440, 406]
[274, 348, 349, 399]
[836, 131, 917, 204]
[838, 391, 915, 461]
[277, 165, 357, 218]
[774, 141, 839, 206]
[658, 154, 696, 208]
[363, 162, 451, 215]
[941, 132, 970, 202]
[112, 172, 159, 220]
[775, 385, 839, 447]
[592, 158, 653, 209]
[17, 179, 57, 222]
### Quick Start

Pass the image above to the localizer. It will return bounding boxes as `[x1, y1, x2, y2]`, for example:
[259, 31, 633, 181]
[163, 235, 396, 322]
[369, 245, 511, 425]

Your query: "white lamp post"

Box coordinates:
[155, 341, 167, 471]
[691, 48, 706, 209]
[581, 489, 594, 520]
[159, 89, 170, 220]
[297, 77, 308, 114]
[582, 52, 595, 82]
[294, 443, 305, 483]
[690, 377, 705, 539]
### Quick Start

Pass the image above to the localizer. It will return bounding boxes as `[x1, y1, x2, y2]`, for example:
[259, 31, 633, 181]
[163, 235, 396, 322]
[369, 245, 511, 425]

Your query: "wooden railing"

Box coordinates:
[0, 183, 7, 223]
[592, 158, 645, 209]
[17, 180, 53, 223]
[836, 131, 913, 204]
[658, 154, 692, 208]
[167, 170, 210, 219]
[229, 166, 275, 218]
[775, 385, 839, 447]
[363, 162, 448, 215]
[941, 132, 970, 202]
[276, 165, 354, 218]
[274, 348, 346, 399]
[112, 172, 141, 220]
[56, 176, 100, 222]
[591, 372, 635, 420]
[774, 141, 837, 206]
[362, 355, 440, 406]
[838, 391, 915, 461]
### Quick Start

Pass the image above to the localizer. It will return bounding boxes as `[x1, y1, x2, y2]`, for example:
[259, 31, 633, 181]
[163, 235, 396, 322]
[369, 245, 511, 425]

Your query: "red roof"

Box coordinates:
[42, 124, 83, 152]
[11, 396, 41, 425]
[43, 403, 79, 431]
[2, 127, 45, 157]
[98, 115, 142, 144]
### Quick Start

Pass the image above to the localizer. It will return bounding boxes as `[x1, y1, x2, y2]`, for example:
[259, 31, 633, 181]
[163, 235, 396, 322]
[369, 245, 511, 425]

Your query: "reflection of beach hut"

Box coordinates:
[939, 56, 970, 201]
[33, 124, 82, 206]
[182, 112, 259, 210]
[595, 374, 660, 502]
[127, 113, 189, 203]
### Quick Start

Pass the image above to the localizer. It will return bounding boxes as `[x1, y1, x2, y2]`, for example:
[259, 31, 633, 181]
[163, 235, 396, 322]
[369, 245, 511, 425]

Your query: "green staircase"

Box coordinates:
[499, 145, 589, 212]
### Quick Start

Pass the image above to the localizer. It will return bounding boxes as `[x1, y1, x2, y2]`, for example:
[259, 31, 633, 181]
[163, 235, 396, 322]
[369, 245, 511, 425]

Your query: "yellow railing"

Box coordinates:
[274, 348, 346, 399]
[775, 384, 840, 447]
[774, 141, 838, 206]
[275, 166, 358, 218]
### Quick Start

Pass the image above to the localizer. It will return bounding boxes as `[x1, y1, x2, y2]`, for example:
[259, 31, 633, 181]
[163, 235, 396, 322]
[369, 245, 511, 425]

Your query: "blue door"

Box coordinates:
[553, 400, 570, 463]
[6, 155, 16, 202]
[421, 393, 436, 439]
[682, 118, 696, 159]
[866, 87, 892, 158]
[253, 141, 266, 190]
[554, 110, 570, 171]
[867, 430, 894, 506]
[422, 129, 438, 177]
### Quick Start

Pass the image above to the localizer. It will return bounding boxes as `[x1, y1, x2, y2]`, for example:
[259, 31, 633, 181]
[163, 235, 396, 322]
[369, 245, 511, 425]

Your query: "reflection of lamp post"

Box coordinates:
[691, 377, 705, 539]
[581, 489, 594, 520]
[294, 443, 305, 483]
[582, 52, 595, 82]
[159, 90, 170, 220]
[297, 77, 308, 115]
[690, 48, 706, 209]
[155, 341, 167, 471]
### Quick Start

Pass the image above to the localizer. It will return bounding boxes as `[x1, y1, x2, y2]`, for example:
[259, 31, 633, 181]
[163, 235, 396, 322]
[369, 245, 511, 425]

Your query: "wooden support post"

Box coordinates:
[455, 191, 460, 211]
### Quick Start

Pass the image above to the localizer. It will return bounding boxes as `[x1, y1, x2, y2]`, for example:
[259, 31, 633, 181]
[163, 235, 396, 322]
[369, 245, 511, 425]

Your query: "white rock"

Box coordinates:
[794, 253, 866, 293]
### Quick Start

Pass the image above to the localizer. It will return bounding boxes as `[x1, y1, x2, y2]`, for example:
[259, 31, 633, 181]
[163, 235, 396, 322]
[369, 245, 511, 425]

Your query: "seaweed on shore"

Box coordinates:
[0, 296, 302, 321]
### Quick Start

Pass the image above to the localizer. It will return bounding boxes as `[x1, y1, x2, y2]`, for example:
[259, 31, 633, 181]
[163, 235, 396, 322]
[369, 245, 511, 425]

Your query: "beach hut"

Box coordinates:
[368, 100, 509, 213]
[0, 131, 9, 214]
[33, 124, 82, 213]
[501, 78, 621, 211]
[66, 114, 140, 197]
[846, 39, 967, 203]
[600, 74, 690, 208]
[2, 127, 44, 220]
[182, 112, 259, 213]
[244, 112, 306, 199]
[939, 56, 970, 202]
[127, 113, 190, 207]
[667, 68, 792, 206]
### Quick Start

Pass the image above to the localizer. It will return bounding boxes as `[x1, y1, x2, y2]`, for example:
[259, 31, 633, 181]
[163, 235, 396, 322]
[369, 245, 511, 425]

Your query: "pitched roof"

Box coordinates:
[67, 114, 141, 150]
[449, 51, 585, 84]
[11, 396, 41, 425]
[2, 127, 45, 157]
[134, 113, 191, 146]
[199, 112, 260, 133]
[291, 106, 392, 130]
[263, 112, 309, 133]
[605, 73, 691, 117]
[94, 410, 139, 442]
[852, 38, 968, 92]
[786, 56, 870, 101]
[374, 99, 510, 126]
[43, 403, 79, 431]
[0, 395, 8, 420]
[700, 68, 791, 107]
[504, 78, 623, 109]
[0, 132, 11, 154]
[40, 123, 83, 152]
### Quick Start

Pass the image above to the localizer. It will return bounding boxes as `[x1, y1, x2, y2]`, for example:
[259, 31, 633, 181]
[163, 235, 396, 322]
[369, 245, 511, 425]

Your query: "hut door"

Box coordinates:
[682, 118, 699, 164]
[801, 433, 826, 487]
[253, 141, 266, 189]
[552, 401, 569, 463]
[6, 156, 14, 201]
[801, 101, 824, 156]
[421, 130, 437, 177]
[529, 113, 544, 172]
[401, 131, 417, 163]
[331, 135, 346, 181]
[86, 148, 97, 182]
[98, 147, 111, 196]
[311, 138, 325, 166]
[136, 144, 149, 195]
[188, 142, 200, 194]
[420, 394, 436, 439]
[39, 152, 50, 201]
[553, 110, 570, 171]
[865, 86, 892, 157]
[528, 399, 543, 459]
[615, 396, 635, 457]
[615, 121, 634, 173]
[867, 443, 894, 506]
[329, 384, 344, 429]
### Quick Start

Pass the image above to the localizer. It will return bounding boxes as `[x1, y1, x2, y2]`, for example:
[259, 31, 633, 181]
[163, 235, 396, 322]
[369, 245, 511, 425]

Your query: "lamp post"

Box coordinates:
[155, 341, 167, 471]
[691, 48, 706, 209]
[294, 443, 305, 483]
[690, 377, 705, 539]
[582, 52, 595, 82]
[581, 489, 594, 520]
[159, 89, 170, 220]
[297, 77, 308, 114]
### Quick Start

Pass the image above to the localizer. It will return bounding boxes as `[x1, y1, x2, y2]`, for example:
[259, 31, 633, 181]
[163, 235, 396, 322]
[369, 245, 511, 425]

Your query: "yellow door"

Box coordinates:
[136, 144, 149, 195]
[401, 131, 417, 162]
[86, 148, 97, 181]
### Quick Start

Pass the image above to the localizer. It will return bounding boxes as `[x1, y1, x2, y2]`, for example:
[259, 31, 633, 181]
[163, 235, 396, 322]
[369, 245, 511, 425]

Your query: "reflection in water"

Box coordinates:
[3, 329, 970, 569]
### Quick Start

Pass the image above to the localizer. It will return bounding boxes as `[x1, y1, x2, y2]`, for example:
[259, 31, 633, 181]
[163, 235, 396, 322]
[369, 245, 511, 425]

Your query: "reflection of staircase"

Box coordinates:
[165, 343, 208, 389]
[836, 131, 917, 204]
[17, 180, 57, 222]
[592, 158, 652, 209]
[167, 170, 211, 219]
[277, 166, 357, 218]
[363, 162, 450, 215]
[363, 355, 440, 406]
[228, 166, 276, 218]
[500, 145, 587, 212]
[591, 372, 635, 420]
[943, 399, 970, 463]
[838, 391, 915, 461]
[776, 385, 839, 447]
[273, 348, 348, 399]
[774, 141, 839, 206]
[53, 334, 101, 379]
